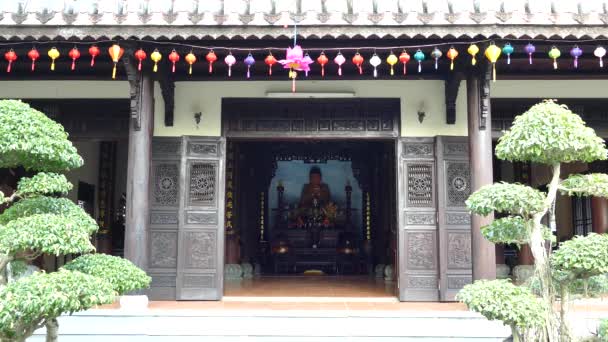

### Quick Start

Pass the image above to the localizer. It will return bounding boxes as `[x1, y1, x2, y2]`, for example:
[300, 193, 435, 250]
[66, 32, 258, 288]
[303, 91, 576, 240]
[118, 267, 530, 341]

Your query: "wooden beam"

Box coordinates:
[445, 72, 463, 124]
[158, 72, 175, 127]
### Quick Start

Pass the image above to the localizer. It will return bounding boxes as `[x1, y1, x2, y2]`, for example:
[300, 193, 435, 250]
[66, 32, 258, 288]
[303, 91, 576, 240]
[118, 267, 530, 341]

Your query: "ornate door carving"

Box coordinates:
[396, 138, 439, 301]
[176, 137, 226, 300]
[436, 136, 472, 301]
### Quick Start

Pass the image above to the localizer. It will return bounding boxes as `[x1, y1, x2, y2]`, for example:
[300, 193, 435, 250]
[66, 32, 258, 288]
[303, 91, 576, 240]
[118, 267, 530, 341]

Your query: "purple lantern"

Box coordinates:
[302, 53, 313, 77]
[570, 45, 583, 69]
[525, 43, 536, 65]
[244, 53, 255, 78]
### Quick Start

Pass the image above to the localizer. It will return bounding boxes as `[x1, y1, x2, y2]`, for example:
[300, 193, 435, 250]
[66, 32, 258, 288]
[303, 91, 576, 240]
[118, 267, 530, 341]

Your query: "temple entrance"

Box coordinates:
[224, 139, 398, 298]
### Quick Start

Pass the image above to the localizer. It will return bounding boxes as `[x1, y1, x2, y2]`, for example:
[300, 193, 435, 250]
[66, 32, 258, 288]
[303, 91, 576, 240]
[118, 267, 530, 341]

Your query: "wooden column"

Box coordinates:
[467, 67, 496, 280]
[592, 196, 608, 234]
[124, 66, 154, 271]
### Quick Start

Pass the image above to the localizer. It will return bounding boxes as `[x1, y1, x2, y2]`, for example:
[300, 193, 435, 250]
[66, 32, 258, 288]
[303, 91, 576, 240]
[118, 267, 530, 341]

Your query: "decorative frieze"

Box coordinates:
[447, 232, 472, 269]
[447, 276, 472, 289]
[184, 231, 216, 269]
[406, 213, 436, 225]
[188, 142, 217, 156]
[183, 274, 215, 288]
[407, 276, 437, 289]
[150, 212, 179, 225]
[407, 232, 436, 270]
[404, 143, 434, 157]
[150, 231, 178, 269]
[151, 274, 177, 287]
[186, 212, 218, 225]
[446, 212, 471, 225]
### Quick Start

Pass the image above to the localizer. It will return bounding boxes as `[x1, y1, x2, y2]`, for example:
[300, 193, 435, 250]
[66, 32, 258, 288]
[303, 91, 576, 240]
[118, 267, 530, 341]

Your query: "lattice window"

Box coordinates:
[407, 163, 433, 207]
[153, 164, 179, 206]
[189, 163, 216, 206]
[446, 162, 470, 207]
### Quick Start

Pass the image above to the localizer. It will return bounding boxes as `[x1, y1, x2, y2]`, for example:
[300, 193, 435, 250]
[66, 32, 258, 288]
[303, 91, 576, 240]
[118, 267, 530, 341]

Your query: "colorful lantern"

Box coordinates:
[265, 52, 277, 75]
[387, 51, 398, 76]
[334, 52, 346, 76]
[185, 51, 197, 75]
[150, 49, 162, 72]
[206, 50, 217, 73]
[134, 48, 147, 71]
[484, 43, 502, 82]
[68, 47, 80, 71]
[370, 53, 381, 78]
[468, 44, 480, 66]
[525, 43, 536, 65]
[108, 44, 124, 79]
[399, 50, 410, 75]
[570, 45, 582, 69]
[278, 45, 314, 92]
[446, 46, 458, 71]
[317, 52, 329, 77]
[4, 49, 16, 73]
[168, 49, 180, 73]
[302, 53, 313, 77]
[244, 53, 255, 79]
[27, 48, 39, 71]
[224, 52, 236, 77]
[548, 46, 561, 70]
[48, 47, 60, 71]
[431, 47, 442, 70]
[594, 46, 606, 68]
[88, 45, 100, 67]
[352, 52, 364, 74]
[502, 43, 514, 65]
[414, 49, 425, 73]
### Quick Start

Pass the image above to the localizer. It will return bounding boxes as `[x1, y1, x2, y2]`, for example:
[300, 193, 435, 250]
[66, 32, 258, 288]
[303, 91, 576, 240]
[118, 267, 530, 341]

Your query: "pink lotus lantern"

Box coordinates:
[278, 45, 314, 92]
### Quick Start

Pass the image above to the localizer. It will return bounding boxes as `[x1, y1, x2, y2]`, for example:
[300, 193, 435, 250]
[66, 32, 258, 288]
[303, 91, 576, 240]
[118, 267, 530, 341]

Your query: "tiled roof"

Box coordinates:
[0, 0, 607, 39]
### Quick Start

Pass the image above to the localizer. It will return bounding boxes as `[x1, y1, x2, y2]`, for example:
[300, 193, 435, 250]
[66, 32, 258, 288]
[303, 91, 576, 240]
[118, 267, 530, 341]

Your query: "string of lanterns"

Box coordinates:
[2, 42, 608, 84]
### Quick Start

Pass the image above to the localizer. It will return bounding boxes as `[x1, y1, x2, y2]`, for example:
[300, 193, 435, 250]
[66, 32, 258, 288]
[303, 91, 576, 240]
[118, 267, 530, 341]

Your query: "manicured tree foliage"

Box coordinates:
[0, 100, 150, 342]
[462, 100, 608, 341]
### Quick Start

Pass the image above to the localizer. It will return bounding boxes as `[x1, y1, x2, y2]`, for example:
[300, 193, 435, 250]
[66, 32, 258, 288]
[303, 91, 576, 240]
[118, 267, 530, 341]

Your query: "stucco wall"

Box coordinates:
[491, 80, 608, 98]
[0, 81, 130, 99]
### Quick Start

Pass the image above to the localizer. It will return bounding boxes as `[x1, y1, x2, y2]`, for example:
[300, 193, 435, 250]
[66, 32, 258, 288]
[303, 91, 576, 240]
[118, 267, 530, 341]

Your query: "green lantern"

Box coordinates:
[548, 46, 561, 70]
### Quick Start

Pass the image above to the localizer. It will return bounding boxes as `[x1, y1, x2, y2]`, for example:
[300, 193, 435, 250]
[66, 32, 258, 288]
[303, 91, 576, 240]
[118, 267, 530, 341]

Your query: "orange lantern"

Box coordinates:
[352, 52, 364, 74]
[185, 51, 197, 75]
[446, 46, 458, 71]
[108, 44, 125, 79]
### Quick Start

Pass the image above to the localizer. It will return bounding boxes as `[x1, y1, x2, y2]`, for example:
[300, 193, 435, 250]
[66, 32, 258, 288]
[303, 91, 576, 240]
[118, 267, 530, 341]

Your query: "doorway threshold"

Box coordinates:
[222, 296, 399, 303]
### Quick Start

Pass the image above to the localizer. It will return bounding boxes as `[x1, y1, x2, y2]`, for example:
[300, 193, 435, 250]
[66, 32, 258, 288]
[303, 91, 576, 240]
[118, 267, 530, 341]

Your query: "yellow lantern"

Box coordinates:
[386, 52, 398, 76]
[48, 47, 60, 71]
[467, 44, 479, 66]
[150, 49, 162, 72]
[484, 42, 502, 82]
[108, 44, 124, 79]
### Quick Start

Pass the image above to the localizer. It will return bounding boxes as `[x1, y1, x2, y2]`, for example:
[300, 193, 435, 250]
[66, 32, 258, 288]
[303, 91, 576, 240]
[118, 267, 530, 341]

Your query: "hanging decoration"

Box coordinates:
[264, 52, 277, 75]
[431, 47, 442, 70]
[386, 51, 398, 76]
[278, 45, 313, 92]
[467, 44, 479, 66]
[27, 48, 39, 71]
[4, 49, 16, 73]
[108, 44, 124, 79]
[548, 46, 561, 70]
[502, 43, 514, 65]
[88, 45, 100, 67]
[206, 50, 217, 73]
[352, 52, 364, 74]
[334, 52, 346, 76]
[570, 45, 582, 69]
[446, 46, 458, 71]
[414, 49, 425, 73]
[185, 51, 197, 75]
[168, 49, 180, 73]
[525, 43, 536, 65]
[484, 42, 502, 82]
[369, 53, 381, 78]
[150, 49, 162, 72]
[317, 52, 328, 77]
[68, 47, 80, 71]
[594, 46, 606, 68]
[134, 48, 147, 71]
[302, 53, 313, 77]
[48, 47, 60, 71]
[399, 50, 410, 75]
[244, 53, 255, 78]
[224, 52, 236, 77]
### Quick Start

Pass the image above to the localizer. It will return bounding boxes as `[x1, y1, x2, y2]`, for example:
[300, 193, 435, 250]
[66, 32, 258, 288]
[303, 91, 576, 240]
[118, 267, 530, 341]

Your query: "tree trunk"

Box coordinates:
[511, 325, 520, 342]
[559, 285, 572, 342]
[45, 318, 59, 342]
[0, 255, 13, 286]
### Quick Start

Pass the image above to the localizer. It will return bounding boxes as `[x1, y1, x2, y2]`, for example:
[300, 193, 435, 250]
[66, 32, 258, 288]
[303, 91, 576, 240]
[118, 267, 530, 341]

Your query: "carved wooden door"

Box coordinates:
[176, 137, 226, 300]
[396, 138, 439, 301]
[435, 137, 472, 301]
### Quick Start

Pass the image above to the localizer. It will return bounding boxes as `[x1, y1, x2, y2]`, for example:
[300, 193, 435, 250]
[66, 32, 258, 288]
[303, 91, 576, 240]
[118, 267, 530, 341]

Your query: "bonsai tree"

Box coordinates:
[0, 100, 150, 342]
[463, 100, 608, 341]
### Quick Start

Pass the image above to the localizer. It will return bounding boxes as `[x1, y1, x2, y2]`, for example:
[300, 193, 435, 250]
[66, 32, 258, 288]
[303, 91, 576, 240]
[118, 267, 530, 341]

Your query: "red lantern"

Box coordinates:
[317, 52, 328, 77]
[399, 51, 410, 75]
[185, 51, 197, 75]
[206, 50, 217, 73]
[88, 45, 100, 67]
[134, 48, 147, 71]
[27, 48, 39, 71]
[68, 47, 80, 71]
[352, 52, 364, 74]
[264, 52, 277, 75]
[168, 49, 180, 73]
[108, 44, 124, 79]
[4, 49, 16, 73]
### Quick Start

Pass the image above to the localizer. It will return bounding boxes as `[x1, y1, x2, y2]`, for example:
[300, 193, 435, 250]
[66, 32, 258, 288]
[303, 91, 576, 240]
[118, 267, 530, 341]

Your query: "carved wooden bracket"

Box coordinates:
[158, 73, 175, 127]
[122, 46, 142, 131]
[478, 61, 492, 130]
[445, 72, 463, 125]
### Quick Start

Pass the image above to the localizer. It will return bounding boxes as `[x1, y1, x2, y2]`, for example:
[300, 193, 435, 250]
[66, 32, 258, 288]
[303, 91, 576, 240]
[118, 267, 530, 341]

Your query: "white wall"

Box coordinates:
[492, 80, 608, 98]
[0, 81, 130, 98]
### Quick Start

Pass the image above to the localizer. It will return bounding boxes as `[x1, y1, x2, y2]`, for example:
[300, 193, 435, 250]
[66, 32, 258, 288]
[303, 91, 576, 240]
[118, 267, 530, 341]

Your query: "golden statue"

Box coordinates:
[299, 166, 331, 208]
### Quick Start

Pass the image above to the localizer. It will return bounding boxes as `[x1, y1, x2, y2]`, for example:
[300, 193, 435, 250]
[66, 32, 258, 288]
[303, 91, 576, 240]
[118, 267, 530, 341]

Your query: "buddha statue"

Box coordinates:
[299, 166, 331, 209]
